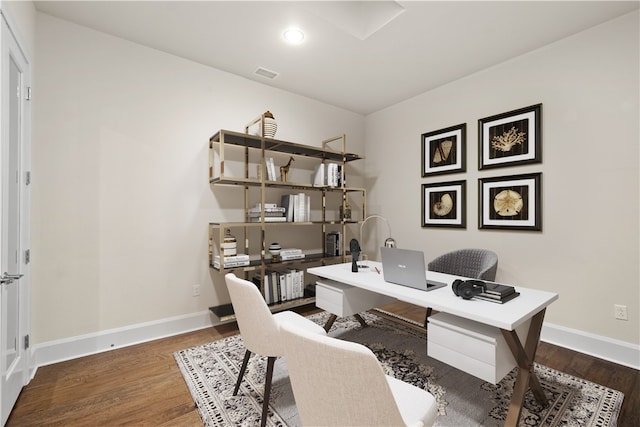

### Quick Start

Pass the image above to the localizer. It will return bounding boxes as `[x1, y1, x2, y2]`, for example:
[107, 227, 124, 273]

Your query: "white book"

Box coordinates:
[313, 164, 327, 186]
[280, 253, 305, 261]
[213, 260, 250, 268]
[214, 254, 250, 262]
[280, 248, 302, 256]
[249, 216, 287, 222]
[264, 275, 271, 304]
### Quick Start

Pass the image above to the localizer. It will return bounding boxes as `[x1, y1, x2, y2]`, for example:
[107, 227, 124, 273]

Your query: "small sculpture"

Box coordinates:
[280, 157, 295, 182]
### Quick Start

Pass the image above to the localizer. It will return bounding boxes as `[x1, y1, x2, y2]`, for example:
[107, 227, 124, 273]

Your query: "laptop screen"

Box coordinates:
[380, 247, 446, 292]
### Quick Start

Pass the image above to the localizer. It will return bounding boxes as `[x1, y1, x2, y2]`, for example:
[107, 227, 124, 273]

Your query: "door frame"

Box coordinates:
[0, 3, 32, 424]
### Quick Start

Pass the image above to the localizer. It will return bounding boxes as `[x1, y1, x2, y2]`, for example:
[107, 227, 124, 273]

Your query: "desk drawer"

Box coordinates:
[316, 280, 395, 317]
[428, 312, 528, 384]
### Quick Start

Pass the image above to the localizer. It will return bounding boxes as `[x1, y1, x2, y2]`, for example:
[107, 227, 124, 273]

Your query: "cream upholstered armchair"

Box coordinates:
[224, 273, 326, 427]
[281, 322, 438, 427]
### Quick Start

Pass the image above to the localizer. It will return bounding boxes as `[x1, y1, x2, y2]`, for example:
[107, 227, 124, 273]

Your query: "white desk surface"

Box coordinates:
[308, 262, 558, 331]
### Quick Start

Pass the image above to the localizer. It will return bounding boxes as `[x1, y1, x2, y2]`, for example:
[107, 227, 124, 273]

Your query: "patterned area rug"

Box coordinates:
[174, 312, 623, 426]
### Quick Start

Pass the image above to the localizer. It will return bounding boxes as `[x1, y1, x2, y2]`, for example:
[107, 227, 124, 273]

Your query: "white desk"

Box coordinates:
[308, 262, 559, 427]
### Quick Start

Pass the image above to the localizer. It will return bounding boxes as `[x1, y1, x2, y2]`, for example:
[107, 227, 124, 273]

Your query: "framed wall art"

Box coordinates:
[422, 180, 466, 228]
[422, 123, 466, 176]
[478, 104, 541, 170]
[478, 173, 542, 231]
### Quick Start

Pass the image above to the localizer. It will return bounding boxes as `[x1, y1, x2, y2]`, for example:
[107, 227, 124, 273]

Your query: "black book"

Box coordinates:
[474, 291, 520, 304]
[483, 282, 516, 297]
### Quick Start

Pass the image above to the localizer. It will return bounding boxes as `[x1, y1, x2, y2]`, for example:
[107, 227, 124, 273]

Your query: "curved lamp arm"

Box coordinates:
[359, 215, 396, 252]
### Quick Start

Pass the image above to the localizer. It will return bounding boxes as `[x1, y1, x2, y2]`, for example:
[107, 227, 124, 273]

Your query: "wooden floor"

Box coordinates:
[7, 303, 639, 426]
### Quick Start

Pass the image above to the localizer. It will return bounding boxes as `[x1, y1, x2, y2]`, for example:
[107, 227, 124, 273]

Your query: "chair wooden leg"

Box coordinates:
[260, 356, 276, 427]
[234, 349, 252, 396]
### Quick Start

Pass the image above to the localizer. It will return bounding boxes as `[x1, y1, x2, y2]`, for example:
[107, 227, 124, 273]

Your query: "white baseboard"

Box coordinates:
[29, 313, 639, 380]
[541, 322, 640, 370]
[31, 310, 217, 373]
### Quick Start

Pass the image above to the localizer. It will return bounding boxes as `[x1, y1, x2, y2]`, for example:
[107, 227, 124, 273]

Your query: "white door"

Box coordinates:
[0, 12, 30, 426]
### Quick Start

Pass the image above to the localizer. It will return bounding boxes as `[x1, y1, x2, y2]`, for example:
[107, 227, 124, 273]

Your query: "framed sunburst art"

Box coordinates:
[421, 123, 466, 176]
[478, 104, 542, 170]
[422, 180, 466, 228]
[478, 173, 542, 231]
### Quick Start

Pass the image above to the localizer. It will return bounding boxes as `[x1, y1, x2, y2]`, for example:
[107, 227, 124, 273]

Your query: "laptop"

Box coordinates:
[380, 247, 446, 292]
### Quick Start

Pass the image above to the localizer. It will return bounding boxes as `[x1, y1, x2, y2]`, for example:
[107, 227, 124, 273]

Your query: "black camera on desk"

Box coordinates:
[452, 279, 486, 300]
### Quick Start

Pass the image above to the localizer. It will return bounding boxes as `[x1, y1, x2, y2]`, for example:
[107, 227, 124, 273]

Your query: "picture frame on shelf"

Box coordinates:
[478, 172, 542, 231]
[421, 123, 466, 176]
[422, 180, 466, 228]
[478, 104, 542, 170]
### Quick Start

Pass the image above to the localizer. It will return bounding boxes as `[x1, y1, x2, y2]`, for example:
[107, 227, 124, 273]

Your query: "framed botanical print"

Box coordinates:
[478, 173, 542, 231]
[422, 123, 466, 176]
[422, 180, 466, 228]
[478, 104, 541, 169]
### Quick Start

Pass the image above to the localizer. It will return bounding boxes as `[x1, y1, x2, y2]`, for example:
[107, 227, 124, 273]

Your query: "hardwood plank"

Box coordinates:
[6, 303, 638, 426]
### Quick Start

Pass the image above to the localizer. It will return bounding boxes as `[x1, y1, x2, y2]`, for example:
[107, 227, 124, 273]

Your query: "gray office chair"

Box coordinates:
[428, 248, 498, 281]
[425, 248, 498, 324]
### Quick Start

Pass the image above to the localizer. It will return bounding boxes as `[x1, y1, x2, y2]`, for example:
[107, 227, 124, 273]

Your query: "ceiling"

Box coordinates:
[34, 1, 639, 115]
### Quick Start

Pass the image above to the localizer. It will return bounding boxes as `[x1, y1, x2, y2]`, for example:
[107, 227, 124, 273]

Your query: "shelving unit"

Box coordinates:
[208, 113, 366, 322]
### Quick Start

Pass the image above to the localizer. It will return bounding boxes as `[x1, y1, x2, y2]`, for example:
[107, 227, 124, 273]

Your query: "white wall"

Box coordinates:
[365, 11, 639, 345]
[32, 13, 364, 344]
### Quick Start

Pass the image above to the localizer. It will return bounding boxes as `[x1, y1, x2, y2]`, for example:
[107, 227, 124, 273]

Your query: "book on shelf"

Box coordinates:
[265, 157, 277, 181]
[247, 211, 284, 218]
[251, 203, 278, 210]
[280, 248, 302, 256]
[261, 269, 305, 305]
[248, 207, 286, 214]
[280, 253, 305, 261]
[325, 231, 342, 256]
[249, 216, 287, 222]
[312, 163, 343, 187]
[281, 193, 310, 222]
[281, 194, 295, 222]
[213, 255, 250, 269]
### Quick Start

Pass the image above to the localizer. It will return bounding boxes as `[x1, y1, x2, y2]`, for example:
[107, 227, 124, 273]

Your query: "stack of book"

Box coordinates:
[280, 193, 311, 222]
[312, 163, 343, 187]
[279, 248, 305, 261]
[213, 254, 250, 269]
[325, 231, 342, 256]
[248, 203, 287, 222]
[257, 269, 305, 305]
[475, 282, 520, 304]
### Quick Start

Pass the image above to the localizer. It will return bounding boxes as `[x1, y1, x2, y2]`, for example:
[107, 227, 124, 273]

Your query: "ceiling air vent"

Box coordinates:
[254, 67, 279, 80]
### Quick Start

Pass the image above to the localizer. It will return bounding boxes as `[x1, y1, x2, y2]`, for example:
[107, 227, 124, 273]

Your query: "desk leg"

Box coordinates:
[323, 314, 337, 332]
[500, 309, 548, 427]
[354, 313, 368, 328]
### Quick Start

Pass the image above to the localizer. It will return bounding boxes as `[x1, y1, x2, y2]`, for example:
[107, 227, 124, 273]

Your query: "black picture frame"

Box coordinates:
[478, 104, 542, 170]
[422, 180, 466, 228]
[421, 123, 466, 176]
[478, 173, 542, 231]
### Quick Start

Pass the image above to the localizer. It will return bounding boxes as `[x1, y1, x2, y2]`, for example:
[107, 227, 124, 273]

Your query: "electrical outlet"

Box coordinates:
[192, 284, 201, 297]
[614, 304, 628, 320]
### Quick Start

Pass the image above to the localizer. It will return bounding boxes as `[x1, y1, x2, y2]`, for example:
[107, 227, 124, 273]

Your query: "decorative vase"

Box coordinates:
[269, 242, 281, 262]
[263, 111, 278, 138]
[222, 229, 237, 257]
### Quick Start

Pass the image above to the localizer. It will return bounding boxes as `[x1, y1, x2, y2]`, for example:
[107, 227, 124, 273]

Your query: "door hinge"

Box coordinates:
[26, 86, 32, 101]
[24, 335, 30, 350]
[24, 249, 30, 264]
[25, 171, 31, 186]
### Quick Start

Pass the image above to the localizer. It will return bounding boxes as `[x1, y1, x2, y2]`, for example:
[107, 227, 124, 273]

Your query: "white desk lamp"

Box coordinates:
[359, 215, 396, 268]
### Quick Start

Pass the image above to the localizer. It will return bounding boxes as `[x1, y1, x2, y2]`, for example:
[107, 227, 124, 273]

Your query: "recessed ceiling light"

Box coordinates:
[283, 28, 305, 44]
